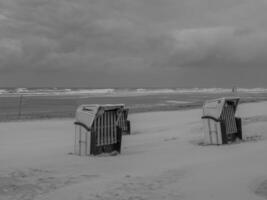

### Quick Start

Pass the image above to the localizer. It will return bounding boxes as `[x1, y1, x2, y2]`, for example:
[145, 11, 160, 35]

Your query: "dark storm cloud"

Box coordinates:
[163, 27, 267, 68]
[0, 0, 173, 74]
[1, 0, 267, 87]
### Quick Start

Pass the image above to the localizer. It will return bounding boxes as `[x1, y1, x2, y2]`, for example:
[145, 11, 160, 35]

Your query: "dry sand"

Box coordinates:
[0, 101, 267, 200]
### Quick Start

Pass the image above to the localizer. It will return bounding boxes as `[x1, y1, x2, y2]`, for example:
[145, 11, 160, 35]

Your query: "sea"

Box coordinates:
[0, 87, 267, 121]
[1, 87, 267, 96]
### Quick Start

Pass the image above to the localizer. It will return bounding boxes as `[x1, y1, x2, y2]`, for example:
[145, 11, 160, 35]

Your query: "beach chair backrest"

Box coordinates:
[220, 101, 237, 134]
[92, 109, 119, 146]
[117, 108, 129, 133]
[74, 104, 124, 155]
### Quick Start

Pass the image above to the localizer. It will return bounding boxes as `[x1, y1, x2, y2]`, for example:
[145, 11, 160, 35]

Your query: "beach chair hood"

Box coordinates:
[202, 97, 240, 120]
[75, 104, 125, 130]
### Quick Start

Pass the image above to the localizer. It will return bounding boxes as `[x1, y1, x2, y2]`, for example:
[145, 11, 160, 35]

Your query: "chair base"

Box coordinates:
[90, 127, 122, 155]
[221, 117, 242, 144]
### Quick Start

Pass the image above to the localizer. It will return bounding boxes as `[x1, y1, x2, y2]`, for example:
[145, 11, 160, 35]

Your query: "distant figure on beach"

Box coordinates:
[232, 86, 238, 96]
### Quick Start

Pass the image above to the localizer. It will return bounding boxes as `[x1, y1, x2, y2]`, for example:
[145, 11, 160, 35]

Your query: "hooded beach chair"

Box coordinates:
[201, 97, 242, 145]
[74, 104, 125, 155]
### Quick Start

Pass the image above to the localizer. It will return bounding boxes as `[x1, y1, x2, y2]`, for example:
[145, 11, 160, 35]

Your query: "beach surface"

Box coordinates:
[0, 101, 267, 200]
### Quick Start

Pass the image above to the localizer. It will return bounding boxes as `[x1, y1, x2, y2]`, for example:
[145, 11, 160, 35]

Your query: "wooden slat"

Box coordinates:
[95, 119, 98, 147]
[123, 111, 126, 130]
[104, 113, 107, 145]
[104, 112, 108, 145]
[103, 114, 106, 145]
[79, 126, 81, 156]
[111, 112, 114, 143]
[111, 111, 114, 143]
[221, 104, 237, 134]
[106, 112, 110, 143]
[98, 116, 101, 146]
[101, 114, 103, 145]
[119, 112, 122, 130]
[113, 111, 116, 143]
[93, 119, 96, 146]
[119, 112, 123, 130]
[74, 125, 77, 154]
[108, 111, 112, 144]
[101, 115, 104, 145]
[109, 112, 112, 144]
[106, 112, 112, 144]
[85, 128, 88, 155]
[207, 119, 212, 143]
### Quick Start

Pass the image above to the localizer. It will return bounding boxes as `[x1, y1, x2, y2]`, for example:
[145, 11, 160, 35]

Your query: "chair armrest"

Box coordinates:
[74, 122, 91, 131]
[201, 116, 220, 122]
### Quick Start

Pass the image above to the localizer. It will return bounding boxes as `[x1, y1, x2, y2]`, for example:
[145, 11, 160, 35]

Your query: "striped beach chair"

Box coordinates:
[201, 97, 242, 145]
[74, 104, 125, 156]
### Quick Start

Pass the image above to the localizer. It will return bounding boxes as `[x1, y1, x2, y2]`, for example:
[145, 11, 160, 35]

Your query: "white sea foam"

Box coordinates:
[15, 88, 29, 93]
[166, 100, 190, 104]
[0, 89, 8, 94]
[136, 88, 176, 94]
[237, 88, 267, 93]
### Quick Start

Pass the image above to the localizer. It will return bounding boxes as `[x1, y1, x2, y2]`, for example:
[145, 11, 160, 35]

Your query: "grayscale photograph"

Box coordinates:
[0, 0, 267, 199]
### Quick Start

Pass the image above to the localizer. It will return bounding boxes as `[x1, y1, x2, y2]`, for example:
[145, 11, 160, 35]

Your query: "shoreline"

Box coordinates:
[0, 97, 266, 123]
[0, 98, 266, 123]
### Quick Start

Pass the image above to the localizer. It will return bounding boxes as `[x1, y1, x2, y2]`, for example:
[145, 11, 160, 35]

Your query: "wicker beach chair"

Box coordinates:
[201, 97, 242, 145]
[74, 104, 125, 156]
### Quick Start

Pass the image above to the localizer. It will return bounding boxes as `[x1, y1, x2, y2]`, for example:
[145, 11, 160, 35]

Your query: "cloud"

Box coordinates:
[162, 26, 267, 68]
[0, 13, 8, 20]
[0, 39, 23, 72]
[1, 0, 267, 87]
[0, 39, 21, 53]
[0, 0, 175, 74]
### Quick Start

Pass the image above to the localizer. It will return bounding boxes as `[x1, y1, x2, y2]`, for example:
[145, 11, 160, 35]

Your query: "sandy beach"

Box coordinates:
[1, 101, 267, 200]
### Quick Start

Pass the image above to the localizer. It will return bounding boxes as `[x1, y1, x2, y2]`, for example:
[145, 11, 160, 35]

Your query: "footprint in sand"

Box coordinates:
[255, 180, 267, 199]
[0, 169, 99, 200]
[88, 169, 185, 200]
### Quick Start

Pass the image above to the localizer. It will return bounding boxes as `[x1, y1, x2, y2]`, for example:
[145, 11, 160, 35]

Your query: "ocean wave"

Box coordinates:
[0, 89, 8, 94]
[15, 88, 29, 93]
[165, 100, 190, 104]
[0, 88, 116, 96]
[134, 88, 234, 94]
[237, 88, 267, 93]
[135, 88, 176, 94]
[68, 89, 115, 94]
[175, 88, 231, 93]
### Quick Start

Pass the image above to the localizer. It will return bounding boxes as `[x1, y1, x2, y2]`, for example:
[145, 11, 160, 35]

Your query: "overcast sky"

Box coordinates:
[1, 0, 267, 88]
